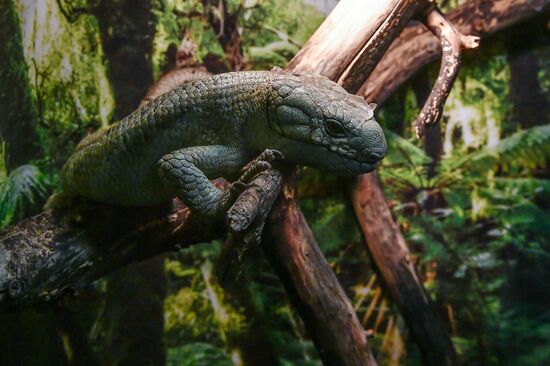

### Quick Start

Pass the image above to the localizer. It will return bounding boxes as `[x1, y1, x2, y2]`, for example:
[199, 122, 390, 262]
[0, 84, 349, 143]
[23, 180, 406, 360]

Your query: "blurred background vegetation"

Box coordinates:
[0, 0, 548, 365]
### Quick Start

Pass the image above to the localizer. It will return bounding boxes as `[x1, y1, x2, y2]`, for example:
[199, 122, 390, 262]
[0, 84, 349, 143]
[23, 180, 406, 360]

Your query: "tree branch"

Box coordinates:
[414, 2, 479, 138]
[337, 0, 426, 93]
[288, 1, 459, 364]
[349, 173, 457, 366]
[0, 170, 286, 312]
[0, 192, 220, 311]
[216, 167, 284, 288]
[361, 0, 550, 105]
[263, 173, 378, 366]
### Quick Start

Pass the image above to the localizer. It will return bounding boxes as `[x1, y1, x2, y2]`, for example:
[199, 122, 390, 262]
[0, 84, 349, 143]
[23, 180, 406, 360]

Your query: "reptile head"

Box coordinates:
[264, 73, 387, 175]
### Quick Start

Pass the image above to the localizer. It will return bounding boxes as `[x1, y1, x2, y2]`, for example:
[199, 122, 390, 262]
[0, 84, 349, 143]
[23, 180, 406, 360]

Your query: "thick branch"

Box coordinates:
[287, 0, 420, 80]
[0, 170, 285, 311]
[263, 176, 377, 366]
[337, 0, 426, 92]
[350, 174, 456, 366]
[0, 194, 220, 311]
[414, 3, 479, 138]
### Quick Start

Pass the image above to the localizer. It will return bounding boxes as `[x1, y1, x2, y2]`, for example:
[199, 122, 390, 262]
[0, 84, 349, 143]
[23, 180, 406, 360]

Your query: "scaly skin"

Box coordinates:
[62, 70, 387, 217]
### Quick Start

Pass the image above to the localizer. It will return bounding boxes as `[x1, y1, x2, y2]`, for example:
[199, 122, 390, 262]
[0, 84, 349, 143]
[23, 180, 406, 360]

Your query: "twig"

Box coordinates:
[414, 1, 479, 138]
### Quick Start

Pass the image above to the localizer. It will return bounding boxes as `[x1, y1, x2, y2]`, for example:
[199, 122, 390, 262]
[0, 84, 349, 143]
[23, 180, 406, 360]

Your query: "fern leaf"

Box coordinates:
[443, 124, 550, 176]
[0, 164, 49, 228]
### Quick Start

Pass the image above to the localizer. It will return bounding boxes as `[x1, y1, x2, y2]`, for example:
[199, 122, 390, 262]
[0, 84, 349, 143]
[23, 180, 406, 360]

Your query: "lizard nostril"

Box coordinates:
[371, 151, 385, 160]
[358, 148, 385, 163]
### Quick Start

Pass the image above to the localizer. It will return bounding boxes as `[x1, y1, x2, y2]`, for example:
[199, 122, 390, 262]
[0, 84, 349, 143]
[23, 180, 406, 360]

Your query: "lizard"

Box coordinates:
[61, 70, 387, 218]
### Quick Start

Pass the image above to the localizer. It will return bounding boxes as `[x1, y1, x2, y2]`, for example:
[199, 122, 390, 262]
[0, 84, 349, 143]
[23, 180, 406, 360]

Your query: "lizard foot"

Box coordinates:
[216, 150, 283, 218]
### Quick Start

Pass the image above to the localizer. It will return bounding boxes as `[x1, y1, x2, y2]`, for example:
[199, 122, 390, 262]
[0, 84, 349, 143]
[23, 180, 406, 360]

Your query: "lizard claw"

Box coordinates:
[260, 149, 285, 162]
[239, 160, 272, 184]
[240, 149, 284, 175]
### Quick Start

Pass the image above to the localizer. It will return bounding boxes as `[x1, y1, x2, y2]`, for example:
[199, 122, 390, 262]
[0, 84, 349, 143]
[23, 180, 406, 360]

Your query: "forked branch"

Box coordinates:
[414, 1, 479, 138]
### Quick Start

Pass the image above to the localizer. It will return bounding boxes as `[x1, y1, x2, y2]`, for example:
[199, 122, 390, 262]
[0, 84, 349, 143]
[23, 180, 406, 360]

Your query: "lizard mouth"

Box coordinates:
[322, 143, 384, 171]
[323, 140, 385, 165]
[335, 155, 380, 175]
[312, 145, 380, 176]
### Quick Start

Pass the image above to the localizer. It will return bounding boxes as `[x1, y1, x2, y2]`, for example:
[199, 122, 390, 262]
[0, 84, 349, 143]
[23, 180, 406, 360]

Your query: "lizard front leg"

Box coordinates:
[158, 145, 253, 217]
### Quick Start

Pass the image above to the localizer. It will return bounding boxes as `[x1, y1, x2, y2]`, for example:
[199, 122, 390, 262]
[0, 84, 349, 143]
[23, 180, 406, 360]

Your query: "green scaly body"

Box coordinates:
[62, 70, 387, 216]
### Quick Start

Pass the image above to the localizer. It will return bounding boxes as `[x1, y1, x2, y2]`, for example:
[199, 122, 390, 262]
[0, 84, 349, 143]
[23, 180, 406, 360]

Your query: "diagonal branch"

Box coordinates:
[0, 170, 285, 311]
[263, 171, 378, 366]
[0, 191, 220, 311]
[414, 1, 479, 138]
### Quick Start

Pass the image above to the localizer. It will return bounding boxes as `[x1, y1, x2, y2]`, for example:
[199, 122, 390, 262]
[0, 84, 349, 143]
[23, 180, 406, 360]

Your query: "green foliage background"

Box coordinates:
[0, 0, 548, 365]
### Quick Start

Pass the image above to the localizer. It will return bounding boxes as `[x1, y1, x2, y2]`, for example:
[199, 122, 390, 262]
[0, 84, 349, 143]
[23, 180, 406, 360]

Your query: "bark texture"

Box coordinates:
[0, 196, 223, 311]
[264, 178, 378, 366]
[287, 0, 425, 82]
[350, 174, 456, 366]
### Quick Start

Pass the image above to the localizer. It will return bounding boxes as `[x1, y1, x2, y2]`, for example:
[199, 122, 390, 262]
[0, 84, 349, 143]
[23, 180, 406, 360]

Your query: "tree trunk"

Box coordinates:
[0, 3, 69, 365]
[411, 70, 446, 210]
[102, 259, 167, 366]
[203, 0, 247, 71]
[411, 70, 442, 178]
[0, 0, 42, 169]
[92, 1, 166, 365]
[92, 0, 155, 119]
[505, 19, 549, 129]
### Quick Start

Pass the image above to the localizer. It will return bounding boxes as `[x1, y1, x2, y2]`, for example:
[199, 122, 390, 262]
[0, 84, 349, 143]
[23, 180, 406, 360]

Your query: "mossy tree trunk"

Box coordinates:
[0, 2, 90, 366]
[91, 2, 167, 365]
[0, 0, 42, 169]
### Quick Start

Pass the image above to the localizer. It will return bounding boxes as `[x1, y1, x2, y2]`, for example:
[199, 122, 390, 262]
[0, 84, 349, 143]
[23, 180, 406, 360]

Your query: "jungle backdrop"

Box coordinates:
[0, 0, 549, 365]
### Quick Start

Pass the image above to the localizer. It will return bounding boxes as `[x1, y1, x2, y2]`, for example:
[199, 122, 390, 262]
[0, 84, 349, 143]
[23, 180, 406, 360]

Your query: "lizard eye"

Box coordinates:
[325, 119, 346, 137]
